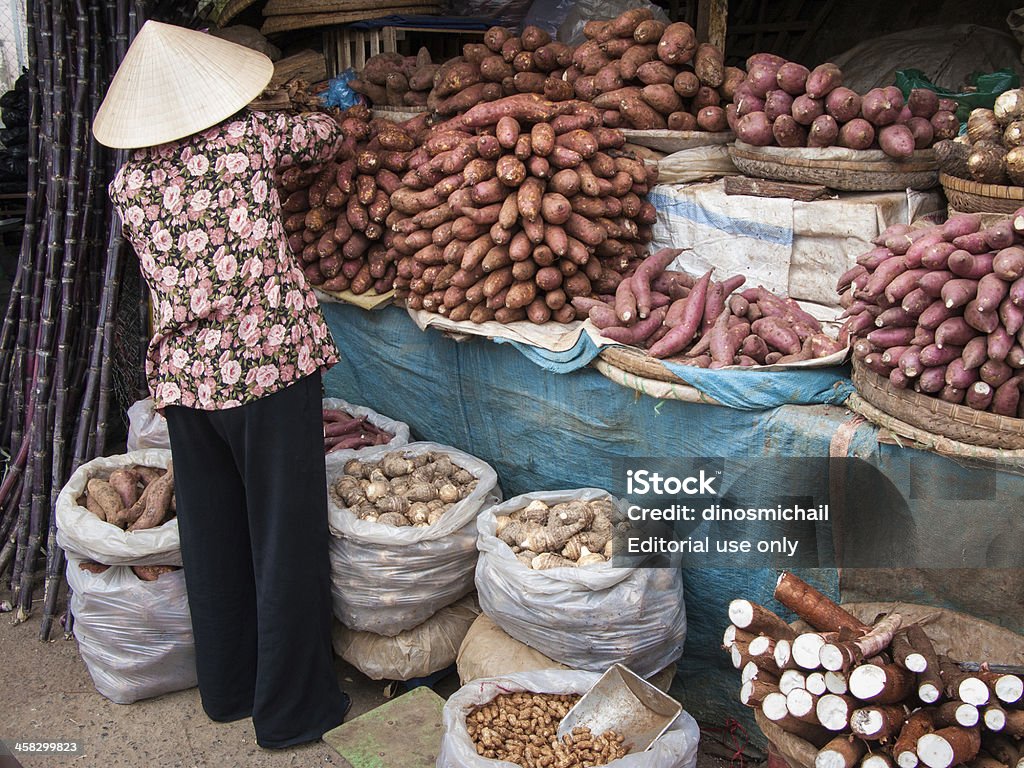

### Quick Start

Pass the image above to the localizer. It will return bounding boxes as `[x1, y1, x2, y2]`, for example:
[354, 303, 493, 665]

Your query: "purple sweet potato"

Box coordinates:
[736, 111, 774, 146]
[861, 87, 901, 126]
[600, 306, 668, 346]
[965, 381, 994, 411]
[746, 61, 782, 98]
[907, 88, 939, 118]
[920, 343, 964, 367]
[952, 231, 992, 255]
[918, 365, 947, 392]
[992, 376, 1023, 415]
[791, 95, 824, 126]
[867, 326, 916, 348]
[935, 316, 978, 348]
[930, 111, 959, 140]
[962, 335, 989, 369]
[994, 246, 1024, 281]
[772, 115, 807, 147]
[878, 124, 915, 159]
[825, 87, 862, 123]
[837, 118, 875, 150]
[752, 317, 802, 354]
[1000, 296, 1024, 334]
[776, 62, 810, 96]
[941, 278, 979, 309]
[884, 268, 928, 302]
[763, 90, 795, 121]
[649, 270, 712, 358]
[906, 117, 934, 149]
[920, 242, 958, 270]
[807, 115, 838, 147]
[805, 63, 843, 99]
[964, 300, 1001, 333]
[919, 270, 956, 298]
[941, 213, 982, 241]
[918, 299, 956, 330]
[988, 326, 1015, 362]
[945, 357, 979, 390]
[975, 273, 1010, 313]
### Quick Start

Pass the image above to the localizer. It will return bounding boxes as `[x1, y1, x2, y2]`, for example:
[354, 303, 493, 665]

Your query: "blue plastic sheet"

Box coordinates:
[659, 361, 856, 410]
[321, 303, 1024, 736]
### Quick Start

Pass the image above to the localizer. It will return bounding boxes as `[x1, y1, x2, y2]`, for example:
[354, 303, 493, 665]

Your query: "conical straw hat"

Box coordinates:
[93, 20, 274, 149]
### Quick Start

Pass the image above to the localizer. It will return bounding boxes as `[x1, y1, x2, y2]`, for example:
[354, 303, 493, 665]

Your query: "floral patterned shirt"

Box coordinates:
[110, 111, 343, 410]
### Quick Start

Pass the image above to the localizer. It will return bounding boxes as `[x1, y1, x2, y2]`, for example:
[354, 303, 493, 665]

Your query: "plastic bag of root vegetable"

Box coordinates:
[66, 556, 197, 704]
[331, 594, 480, 681]
[436, 670, 700, 768]
[56, 449, 181, 567]
[474, 489, 686, 678]
[322, 396, 410, 456]
[326, 442, 500, 636]
[126, 398, 169, 451]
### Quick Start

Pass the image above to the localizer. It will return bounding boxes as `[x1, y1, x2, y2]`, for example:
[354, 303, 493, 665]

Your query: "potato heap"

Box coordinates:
[78, 561, 180, 581]
[389, 94, 657, 324]
[569, 9, 741, 131]
[935, 90, 1024, 185]
[350, 48, 439, 109]
[332, 451, 478, 527]
[78, 463, 175, 532]
[731, 56, 958, 156]
[467, 692, 629, 768]
[495, 497, 622, 569]
[280, 105, 430, 295]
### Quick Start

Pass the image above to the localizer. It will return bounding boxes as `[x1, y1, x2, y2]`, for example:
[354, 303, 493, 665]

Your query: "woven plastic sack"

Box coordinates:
[126, 398, 170, 451]
[475, 489, 686, 677]
[66, 556, 197, 704]
[56, 450, 181, 567]
[322, 396, 411, 456]
[436, 670, 700, 768]
[332, 594, 480, 681]
[326, 442, 500, 636]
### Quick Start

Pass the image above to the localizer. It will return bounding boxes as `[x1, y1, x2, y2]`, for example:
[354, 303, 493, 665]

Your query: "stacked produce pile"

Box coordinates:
[731, 56, 957, 156]
[350, 49, 438, 110]
[568, 9, 742, 131]
[838, 212, 1024, 415]
[76, 462, 175, 532]
[322, 406, 394, 454]
[726, 572, 1024, 768]
[466, 692, 628, 767]
[331, 450, 479, 526]
[934, 90, 1024, 185]
[576, 249, 844, 364]
[279, 104, 427, 294]
[493, 496, 619, 569]
[389, 94, 657, 324]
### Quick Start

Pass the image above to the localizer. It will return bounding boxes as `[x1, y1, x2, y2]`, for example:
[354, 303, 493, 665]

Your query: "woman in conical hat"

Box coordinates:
[95, 21, 349, 748]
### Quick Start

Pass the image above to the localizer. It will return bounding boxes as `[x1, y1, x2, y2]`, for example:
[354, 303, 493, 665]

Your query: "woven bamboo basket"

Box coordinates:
[851, 355, 1024, 450]
[729, 141, 939, 191]
[597, 345, 688, 384]
[755, 603, 1024, 768]
[619, 129, 733, 153]
[940, 172, 1024, 214]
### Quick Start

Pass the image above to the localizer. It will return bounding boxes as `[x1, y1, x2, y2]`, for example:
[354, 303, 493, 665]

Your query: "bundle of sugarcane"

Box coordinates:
[0, 0, 197, 639]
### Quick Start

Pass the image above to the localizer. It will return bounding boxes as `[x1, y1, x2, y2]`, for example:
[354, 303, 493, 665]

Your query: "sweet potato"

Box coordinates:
[693, 43, 724, 87]
[772, 115, 807, 148]
[746, 61, 781, 98]
[930, 111, 959, 140]
[697, 106, 729, 132]
[657, 22, 697, 65]
[791, 95, 824, 126]
[637, 60, 676, 86]
[763, 90, 794, 121]
[861, 88, 900, 126]
[994, 245, 1024, 281]
[668, 111, 698, 131]
[808, 115, 838, 148]
[634, 18, 666, 43]
[736, 111, 774, 146]
[805, 63, 843, 99]
[649, 270, 712, 357]
[673, 70, 700, 99]
[619, 94, 667, 129]
[878, 124, 915, 159]
[640, 83, 684, 115]
[776, 62, 810, 95]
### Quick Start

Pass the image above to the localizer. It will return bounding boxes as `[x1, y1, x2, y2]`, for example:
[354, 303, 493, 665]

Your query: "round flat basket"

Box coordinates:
[851, 355, 1024, 449]
[940, 172, 1024, 214]
[728, 141, 938, 191]
[371, 106, 427, 123]
[597, 345, 686, 384]
[620, 129, 733, 153]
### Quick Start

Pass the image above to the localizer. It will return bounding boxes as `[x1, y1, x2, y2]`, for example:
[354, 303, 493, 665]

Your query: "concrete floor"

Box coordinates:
[0, 590, 737, 768]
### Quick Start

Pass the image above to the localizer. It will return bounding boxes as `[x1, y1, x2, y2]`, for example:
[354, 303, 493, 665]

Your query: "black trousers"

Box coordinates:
[164, 372, 347, 748]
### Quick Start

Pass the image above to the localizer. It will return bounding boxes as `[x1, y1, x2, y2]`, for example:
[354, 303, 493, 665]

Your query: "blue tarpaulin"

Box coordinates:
[322, 303, 1024, 735]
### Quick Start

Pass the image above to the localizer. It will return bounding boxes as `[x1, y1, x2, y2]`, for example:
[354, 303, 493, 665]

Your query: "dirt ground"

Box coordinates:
[0, 591, 738, 768]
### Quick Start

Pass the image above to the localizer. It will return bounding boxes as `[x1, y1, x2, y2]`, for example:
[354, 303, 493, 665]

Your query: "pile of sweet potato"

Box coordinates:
[578, 248, 844, 365]
[281, 105, 431, 294]
[78, 561, 180, 581]
[387, 94, 658, 324]
[730, 56, 958, 157]
[568, 9, 742, 131]
[350, 49, 438, 109]
[78, 463, 175, 531]
[323, 407, 394, 454]
[839, 211, 1024, 415]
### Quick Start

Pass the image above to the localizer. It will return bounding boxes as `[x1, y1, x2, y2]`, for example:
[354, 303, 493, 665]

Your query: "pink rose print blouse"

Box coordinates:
[109, 111, 343, 410]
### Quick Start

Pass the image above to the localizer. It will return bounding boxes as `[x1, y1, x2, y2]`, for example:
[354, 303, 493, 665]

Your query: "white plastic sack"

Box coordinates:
[322, 397, 411, 455]
[332, 594, 480, 681]
[66, 556, 197, 704]
[56, 450, 181, 567]
[327, 442, 501, 636]
[126, 398, 170, 451]
[656, 145, 739, 184]
[437, 670, 700, 768]
[475, 489, 686, 677]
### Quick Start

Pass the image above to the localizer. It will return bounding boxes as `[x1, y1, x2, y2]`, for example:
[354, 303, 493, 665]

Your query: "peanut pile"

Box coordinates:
[331, 450, 478, 526]
[468, 692, 628, 768]
[496, 498, 626, 569]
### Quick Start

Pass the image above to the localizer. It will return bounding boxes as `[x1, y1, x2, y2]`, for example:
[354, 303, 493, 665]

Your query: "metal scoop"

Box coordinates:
[556, 664, 683, 753]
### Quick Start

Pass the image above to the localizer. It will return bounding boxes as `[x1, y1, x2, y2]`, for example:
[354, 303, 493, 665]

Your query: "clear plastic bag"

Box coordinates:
[66, 556, 197, 704]
[436, 670, 701, 768]
[326, 442, 501, 636]
[322, 396, 411, 455]
[557, 0, 668, 45]
[126, 399, 170, 451]
[474, 489, 687, 677]
[55, 450, 181, 567]
[332, 594, 480, 681]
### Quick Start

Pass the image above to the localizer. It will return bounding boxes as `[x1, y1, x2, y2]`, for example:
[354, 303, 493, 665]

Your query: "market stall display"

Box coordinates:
[388, 94, 658, 324]
[726, 573, 1024, 768]
[838, 210, 1024, 445]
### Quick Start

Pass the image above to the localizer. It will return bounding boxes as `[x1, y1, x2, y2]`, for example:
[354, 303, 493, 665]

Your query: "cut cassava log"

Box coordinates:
[781, 669, 810, 695]
[776, 638, 801, 670]
[775, 572, 870, 634]
[741, 679, 780, 707]
[724, 623, 757, 649]
[993, 674, 1023, 704]
[818, 693, 860, 731]
[982, 703, 1006, 732]
[826, 671, 850, 695]
[807, 672, 829, 696]
[849, 662, 916, 704]
[821, 614, 904, 672]
[893, 625, 939, 674]
[851, 704, 908, 741]
[932, 700, 980, 728]
[788, 687, 822, 724]
[863, 754, 895, 768]
[916, 726, 981, 768]
[742, 660, 780, 686]
[794, 632, 836, 670]
[894, 710, 935, 768]
[729, 598, 797, 639]
[918, 663, 945, 704]
[815, 735, 868, 768]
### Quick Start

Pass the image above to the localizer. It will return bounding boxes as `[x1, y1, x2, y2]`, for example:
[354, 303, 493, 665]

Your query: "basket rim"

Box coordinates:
[939, 171, 1024, 202]
[731, 140, 938, 172]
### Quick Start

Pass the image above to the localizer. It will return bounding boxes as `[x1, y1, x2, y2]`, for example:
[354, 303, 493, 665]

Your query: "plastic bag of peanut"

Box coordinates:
[437, 670, 699, 768]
